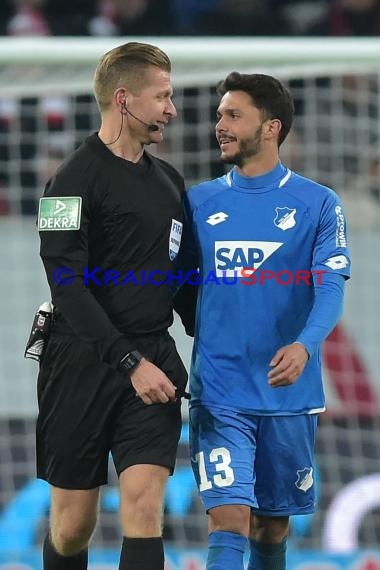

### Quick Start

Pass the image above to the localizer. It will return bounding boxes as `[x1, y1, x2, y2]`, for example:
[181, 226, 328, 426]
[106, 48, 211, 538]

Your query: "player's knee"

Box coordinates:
[51, 516, 96, 556]
[209, 505, 250, 536]
[250, 515, 290, 543]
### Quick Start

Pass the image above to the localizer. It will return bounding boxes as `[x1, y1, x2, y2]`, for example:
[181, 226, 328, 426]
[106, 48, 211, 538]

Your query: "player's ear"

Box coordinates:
[265, 118, 282, 141]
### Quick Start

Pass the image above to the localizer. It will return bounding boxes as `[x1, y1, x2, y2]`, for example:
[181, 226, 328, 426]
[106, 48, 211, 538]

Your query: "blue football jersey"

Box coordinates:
[185, 162, 350, 415]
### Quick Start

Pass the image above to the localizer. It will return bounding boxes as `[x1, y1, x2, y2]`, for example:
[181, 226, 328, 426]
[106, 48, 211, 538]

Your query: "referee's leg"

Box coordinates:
[114, 331, 186, 569]
[43, 486, 100, 569]
[118, 464, 170, 570]
[37, 332, 121, 569]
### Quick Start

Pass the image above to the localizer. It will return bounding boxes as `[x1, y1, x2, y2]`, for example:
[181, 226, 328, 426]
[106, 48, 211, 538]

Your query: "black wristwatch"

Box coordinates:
[119, 350, 143, 373]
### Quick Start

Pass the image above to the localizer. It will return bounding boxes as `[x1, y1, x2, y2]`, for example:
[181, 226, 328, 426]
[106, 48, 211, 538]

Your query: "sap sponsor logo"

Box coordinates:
[295, 467, 314, 492]
[214, 241, 283, 277]
[206, 212, 229, 226]
[324, 255, 349, 270]
[335, 205, 347, 247]
[274, 207, 296, 231]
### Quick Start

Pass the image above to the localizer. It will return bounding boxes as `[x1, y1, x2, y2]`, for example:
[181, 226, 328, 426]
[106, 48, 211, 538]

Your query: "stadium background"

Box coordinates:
[1, 2, 380, 568]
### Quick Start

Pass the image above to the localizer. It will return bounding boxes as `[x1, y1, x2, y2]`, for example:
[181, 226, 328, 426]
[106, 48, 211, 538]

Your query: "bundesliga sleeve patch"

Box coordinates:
[38, 197, 82, 231]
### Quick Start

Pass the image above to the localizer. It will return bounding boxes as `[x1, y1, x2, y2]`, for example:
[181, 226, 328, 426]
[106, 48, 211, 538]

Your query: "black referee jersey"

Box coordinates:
[38, 132, 185, 371]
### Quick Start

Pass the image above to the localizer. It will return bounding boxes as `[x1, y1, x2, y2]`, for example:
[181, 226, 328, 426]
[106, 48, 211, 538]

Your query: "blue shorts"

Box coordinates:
[189, 405, 318, 516]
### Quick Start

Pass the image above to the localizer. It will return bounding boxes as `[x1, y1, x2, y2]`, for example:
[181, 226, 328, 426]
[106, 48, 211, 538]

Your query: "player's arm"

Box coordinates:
[39, 171, 176, 404]
[268, 191, 350, 388]
[268, 272, 345, 387]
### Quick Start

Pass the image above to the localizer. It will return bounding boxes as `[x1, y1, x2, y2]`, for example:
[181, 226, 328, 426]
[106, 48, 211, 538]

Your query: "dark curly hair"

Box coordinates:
[217, 72, 294, 146]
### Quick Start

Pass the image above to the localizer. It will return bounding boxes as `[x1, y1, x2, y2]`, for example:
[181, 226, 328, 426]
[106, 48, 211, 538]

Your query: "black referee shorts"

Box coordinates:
[36, 329, 188, 490]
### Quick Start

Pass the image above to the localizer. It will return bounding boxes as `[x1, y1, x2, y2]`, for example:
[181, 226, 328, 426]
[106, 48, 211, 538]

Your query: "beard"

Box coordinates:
[221, 125, 263, 167]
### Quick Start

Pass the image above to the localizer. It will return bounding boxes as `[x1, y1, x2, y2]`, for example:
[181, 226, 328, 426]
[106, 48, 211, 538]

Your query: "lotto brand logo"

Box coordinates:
[206, 212, 229, 226]
[38, 197, 82, 231]
[215, 240, 283, 277]
[325, 255, 349, 270]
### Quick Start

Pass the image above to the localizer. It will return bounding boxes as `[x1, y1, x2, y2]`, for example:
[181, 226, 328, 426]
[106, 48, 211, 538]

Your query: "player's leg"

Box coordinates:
[190, 406, 258, 570]
[248, 514, 289, 570]
[43, 487, 100, 569]
[247, 414, 318, 570]
[112, 331, 187, 570]
[37, 334, 122, 570]
[207, 505, 250, 570]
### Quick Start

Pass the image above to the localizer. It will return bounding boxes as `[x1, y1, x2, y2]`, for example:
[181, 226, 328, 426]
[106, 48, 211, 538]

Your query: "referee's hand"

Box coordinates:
[130, 359, 177, 405]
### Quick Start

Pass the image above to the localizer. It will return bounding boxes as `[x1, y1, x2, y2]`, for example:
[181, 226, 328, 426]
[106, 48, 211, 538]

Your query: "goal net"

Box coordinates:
[0, 37, 379, 569]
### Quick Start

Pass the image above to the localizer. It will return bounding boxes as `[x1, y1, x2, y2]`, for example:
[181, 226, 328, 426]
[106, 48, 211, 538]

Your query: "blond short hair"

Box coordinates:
[93, 42, 171, 113]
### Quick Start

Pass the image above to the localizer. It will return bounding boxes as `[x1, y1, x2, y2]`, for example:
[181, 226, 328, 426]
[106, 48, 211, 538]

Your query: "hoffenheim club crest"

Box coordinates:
[274, 207, 296, 231]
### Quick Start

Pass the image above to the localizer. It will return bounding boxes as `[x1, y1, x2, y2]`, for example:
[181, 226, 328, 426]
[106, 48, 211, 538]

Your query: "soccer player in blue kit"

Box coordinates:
[178, 73, 351, 569]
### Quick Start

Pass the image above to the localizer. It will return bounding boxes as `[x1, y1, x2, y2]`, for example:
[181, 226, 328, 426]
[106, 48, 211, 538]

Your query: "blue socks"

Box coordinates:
[248, 538, 287, 570]
[207, 530, 247, 570]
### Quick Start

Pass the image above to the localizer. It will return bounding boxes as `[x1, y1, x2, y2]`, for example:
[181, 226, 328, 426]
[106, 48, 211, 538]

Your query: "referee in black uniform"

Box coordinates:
[36, 42, 188, 570]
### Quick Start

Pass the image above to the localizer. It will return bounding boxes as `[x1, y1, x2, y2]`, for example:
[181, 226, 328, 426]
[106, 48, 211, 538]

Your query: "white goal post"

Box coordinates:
[1, 36, 380, 95]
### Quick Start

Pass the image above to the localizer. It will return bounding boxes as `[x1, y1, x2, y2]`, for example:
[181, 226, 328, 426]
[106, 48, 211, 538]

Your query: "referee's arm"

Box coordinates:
[39, 178, 135, 372]
[39, 175, 177, 403]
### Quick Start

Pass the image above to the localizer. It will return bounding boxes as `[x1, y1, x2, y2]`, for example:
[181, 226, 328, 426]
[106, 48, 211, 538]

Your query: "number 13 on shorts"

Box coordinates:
[189, 405, 257, 510]
[193, 448, 235, 491]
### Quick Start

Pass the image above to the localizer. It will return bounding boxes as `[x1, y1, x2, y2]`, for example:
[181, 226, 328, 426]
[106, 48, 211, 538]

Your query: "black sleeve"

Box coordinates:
[173, 193, 199, 337]
[173, 283, 197, 337]
[39, 170, 135, 371]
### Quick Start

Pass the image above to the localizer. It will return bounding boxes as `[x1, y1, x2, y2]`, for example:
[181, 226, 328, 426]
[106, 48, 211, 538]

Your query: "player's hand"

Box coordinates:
[267, 343, 309, 388]
[130, 359, 177, 405]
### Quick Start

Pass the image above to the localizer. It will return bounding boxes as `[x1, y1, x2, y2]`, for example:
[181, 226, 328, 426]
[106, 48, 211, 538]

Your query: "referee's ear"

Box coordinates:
[114, 88, 128, 109]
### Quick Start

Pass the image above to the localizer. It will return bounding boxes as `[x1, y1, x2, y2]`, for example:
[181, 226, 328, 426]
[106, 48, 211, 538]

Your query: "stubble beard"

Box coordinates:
[221, 126, 263, 168]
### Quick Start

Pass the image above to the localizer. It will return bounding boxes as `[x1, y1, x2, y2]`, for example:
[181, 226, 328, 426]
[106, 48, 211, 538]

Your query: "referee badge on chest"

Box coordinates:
[169, 219, 183, 260]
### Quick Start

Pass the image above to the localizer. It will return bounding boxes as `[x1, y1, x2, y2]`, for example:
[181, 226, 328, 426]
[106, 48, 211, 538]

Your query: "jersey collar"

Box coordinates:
[226, 162, 291, 193]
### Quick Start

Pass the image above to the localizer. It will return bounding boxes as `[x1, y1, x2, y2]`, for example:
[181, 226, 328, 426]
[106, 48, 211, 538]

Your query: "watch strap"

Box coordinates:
[119, 350, 143, 373]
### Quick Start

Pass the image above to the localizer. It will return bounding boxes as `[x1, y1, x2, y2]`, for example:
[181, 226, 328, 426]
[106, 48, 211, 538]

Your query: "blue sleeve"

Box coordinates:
[296, 272, 345, 358]
[312, 191, 350, 279]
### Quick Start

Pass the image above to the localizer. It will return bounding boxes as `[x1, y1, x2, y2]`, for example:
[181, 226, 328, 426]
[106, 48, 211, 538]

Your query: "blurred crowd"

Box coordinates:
[1, 0, 380, 38]
[1, 0, 380, 223]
